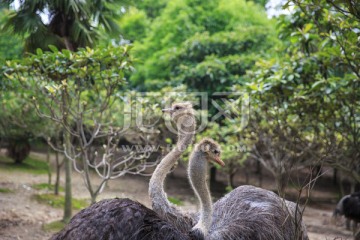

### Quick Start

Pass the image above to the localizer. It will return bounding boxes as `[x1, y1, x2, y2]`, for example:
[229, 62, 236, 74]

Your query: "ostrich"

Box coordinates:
[149, 103, 307, 239]
[149, 102, 196, 230]
[188, 138, 309, 240]
[51, 102, 196, 240]
[334, 192, 360, 234]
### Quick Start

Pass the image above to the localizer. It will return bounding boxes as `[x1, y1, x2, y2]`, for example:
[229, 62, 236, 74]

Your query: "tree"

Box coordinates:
[0, 7, 30, 163]
[0, 7, 23, 63]
[3, 45, 159, 217]
[238, 0, 360, 193]
[132, 0, 167, 19]
[277, 0, 359, 182]
[126, 0, 278, 92]
[1, 0, 123, 52]
[116, 7, 149, 43]
[284, 0, 360, 184]
[0, 90, 46, 163]
[1, 0, 135, 222]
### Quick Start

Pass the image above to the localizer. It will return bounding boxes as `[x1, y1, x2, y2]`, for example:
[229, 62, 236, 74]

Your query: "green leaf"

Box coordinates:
[62, 49, 72, 59]
[48, 45, 59, 53]
[303, 23, 313, 33]
[36, 48, 43, 55]
[247, 83, 258, 91]
[311, 80, 325, 90]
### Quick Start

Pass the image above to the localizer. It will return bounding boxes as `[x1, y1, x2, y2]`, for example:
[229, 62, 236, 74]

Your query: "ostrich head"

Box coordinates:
[194, 138, 225, 167]
[162, 102, 196, 137]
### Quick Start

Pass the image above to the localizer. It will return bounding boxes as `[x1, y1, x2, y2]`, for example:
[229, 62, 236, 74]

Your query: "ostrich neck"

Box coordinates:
[149, 119, 195, 216]
[189, 152, 213, 235]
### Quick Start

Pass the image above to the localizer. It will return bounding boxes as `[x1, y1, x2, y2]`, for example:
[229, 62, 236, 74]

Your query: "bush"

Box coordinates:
[6, 138, 31, 164]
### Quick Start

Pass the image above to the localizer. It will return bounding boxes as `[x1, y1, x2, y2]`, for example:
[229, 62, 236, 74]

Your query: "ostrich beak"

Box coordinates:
[162, 108, 173, 113]
[212, 156, 225, 167]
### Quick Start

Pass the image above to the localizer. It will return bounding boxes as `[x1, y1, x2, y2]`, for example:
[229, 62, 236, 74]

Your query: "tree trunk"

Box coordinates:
[62, 91, 72, 223]
[90, 193, 97, 204]
[63, 36, 75, 51]
[351, 181, 356, 193]
[46, 145, 52, 188]
[54, 152, 62, 195]
[275, 173, 287, 197]
[81, 152, 96, 204]
[257, 163, 263, 187]
[210, 167, 217, 184]
[338, 170, 345, 196]
[63, 132, 72, 223]
[333, 168, 337, 185]
[245, 170, 250, 185]
[227, 171, 236, 189]
[255, 161, 261, 174]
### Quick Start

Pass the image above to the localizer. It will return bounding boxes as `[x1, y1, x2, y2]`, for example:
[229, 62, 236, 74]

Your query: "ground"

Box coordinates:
[0, 151, 354, 240]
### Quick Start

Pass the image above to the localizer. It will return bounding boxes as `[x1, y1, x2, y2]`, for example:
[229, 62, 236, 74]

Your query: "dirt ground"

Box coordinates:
[0, 151, 355, 240]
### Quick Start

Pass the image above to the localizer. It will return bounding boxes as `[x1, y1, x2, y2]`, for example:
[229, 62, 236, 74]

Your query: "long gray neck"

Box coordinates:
[188, 151, 213, 236]
[149, 117, 195, 216]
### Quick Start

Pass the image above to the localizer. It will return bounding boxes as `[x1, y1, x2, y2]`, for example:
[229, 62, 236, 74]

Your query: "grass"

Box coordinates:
[168, 196, 184, 206]
[0, 155, 48, 174]
[32, 183, 64, 192]
[33, 193, 89, 210]
[0, 187, 13, 193]
[43, 220, 66, 232]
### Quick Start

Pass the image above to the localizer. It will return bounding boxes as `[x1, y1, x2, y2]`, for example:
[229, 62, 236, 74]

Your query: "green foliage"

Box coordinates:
[0, 9, 23, 63]
[33, 193, 89, 209]
[3, 45, 133, 128]
[225, 185, 234, 193]
[3, 44, 138, 203]
[0, 187, 13, 193]
[2, 0, 125, 52]
[128, 0, 278, 92]
[0, 155, 49, 174]
[0, 90, 46, 136]
[118, 7, 149, 42]
[43, 220, 66, 232]
[168, 196, 184, 206]
[0, 81, 46, 162]
[239, 0, 360, 185]
[133, 0, 168, 19]
[32, 183, 64, 192]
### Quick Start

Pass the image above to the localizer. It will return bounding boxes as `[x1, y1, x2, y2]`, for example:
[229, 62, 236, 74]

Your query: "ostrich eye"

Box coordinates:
[174, 106, 181, 110]
[213, 149, 220, 155]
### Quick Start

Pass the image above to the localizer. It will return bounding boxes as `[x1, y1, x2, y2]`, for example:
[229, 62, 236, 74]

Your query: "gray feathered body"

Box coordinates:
[50, 198, 192, 240]
[209, 185, 308, 240]
[50, 190, 308, 240]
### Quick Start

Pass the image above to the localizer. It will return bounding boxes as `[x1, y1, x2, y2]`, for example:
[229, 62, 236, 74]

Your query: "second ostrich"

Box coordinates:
[188, 138, 309, 240]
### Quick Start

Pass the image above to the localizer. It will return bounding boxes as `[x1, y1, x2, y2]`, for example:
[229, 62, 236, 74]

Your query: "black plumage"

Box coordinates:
[343, 192, 360, 222]
[51, 198, 193, 240]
